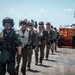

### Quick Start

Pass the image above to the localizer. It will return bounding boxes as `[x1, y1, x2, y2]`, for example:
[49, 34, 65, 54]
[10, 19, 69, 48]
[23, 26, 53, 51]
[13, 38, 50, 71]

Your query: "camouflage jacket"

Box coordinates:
[0, 29, 22, 51]
[37, 29, 48, 45]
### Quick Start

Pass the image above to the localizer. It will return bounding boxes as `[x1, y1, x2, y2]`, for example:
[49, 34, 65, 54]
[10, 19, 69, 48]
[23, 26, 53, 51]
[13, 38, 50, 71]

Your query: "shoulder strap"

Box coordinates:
[9, 29, 15, 38]
[3, 29, 15, 42]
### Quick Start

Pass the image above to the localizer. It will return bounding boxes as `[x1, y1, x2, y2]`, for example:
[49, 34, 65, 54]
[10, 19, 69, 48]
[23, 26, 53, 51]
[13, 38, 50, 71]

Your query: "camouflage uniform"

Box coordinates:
[54, 27, 58, 52]
[45, 22, 51, 59]
[50, 25, 55, 54]
[0, 17, 22, 75]
[35, 21, 48, 65]
[16, 19, 31, 75]
[27, 21, 37, 70]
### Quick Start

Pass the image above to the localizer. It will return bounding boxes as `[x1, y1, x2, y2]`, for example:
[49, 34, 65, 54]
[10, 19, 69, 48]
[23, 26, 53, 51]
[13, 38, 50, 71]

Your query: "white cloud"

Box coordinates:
[9, 8, 16, 15]
[64, 8, 73, 12]
[29, 9, 47, 19]
[29, 13, 41, 18]
[8, 8, 20, 17]
[41, 9, 46, 13]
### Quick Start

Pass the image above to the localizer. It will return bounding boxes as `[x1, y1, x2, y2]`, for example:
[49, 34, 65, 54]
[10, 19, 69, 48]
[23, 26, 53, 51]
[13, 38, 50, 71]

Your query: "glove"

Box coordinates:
[24, 43, 30, 49]
[32, 44, 36, 49]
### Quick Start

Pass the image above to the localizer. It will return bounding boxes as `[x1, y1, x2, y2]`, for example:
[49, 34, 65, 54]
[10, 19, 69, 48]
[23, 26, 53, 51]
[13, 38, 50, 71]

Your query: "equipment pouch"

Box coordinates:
[0, 50, 11, 64]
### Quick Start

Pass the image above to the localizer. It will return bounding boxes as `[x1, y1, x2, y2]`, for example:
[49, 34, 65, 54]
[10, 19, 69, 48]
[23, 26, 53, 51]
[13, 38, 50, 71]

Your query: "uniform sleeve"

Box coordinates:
[28, 30, 31, 43]
[50, 30, 54, 40]
[33, 30, 38, 45]
[15, 33, 22, 46]
[45, 30, 48, 40]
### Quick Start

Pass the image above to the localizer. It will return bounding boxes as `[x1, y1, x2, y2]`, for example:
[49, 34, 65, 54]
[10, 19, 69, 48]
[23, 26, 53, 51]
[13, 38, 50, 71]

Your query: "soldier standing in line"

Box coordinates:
[0, 17, 22, 75]
[45, 22, 51, 60]
[27, 21, 37, 70]
[54, 27, 60, 52]
[54, 27, 58, 52]
[50, 25, 55, 54]
[16, 19, 31, 75]
[35, 21, 48, 65]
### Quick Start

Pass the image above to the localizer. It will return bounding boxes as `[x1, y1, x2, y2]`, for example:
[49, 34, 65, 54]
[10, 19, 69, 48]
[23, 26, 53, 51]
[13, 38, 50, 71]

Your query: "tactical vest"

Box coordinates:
[18, 29, 29, 48]
[1, 29, 17, 51]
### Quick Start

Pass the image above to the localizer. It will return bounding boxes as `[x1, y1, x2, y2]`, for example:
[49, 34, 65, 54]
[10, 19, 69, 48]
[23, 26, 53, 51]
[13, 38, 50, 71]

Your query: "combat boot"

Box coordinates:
[22, 73, 26, 75]
[39, 59, 42, 65]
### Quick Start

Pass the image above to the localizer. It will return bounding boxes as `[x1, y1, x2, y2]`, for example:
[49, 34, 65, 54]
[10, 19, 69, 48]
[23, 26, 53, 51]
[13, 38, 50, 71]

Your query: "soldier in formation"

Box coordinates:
[45, 22, 51, 60]
[54, 27, 58, 52]
[54, 27, 60, 52]
[0, 17, 22, 75]
[35, 21, 48, 65]
[49, 25, 55, 54]
[16, 19, 31, 75]
[0, 17, 60, 75]
[27, 21, 37, 70]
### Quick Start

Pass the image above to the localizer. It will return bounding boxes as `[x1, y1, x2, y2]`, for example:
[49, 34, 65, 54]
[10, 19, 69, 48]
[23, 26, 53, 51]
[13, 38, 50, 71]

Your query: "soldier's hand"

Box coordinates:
[32, 44, 36, 49]
[17, 55, 21, 63]
[38, 41, 41, 45]
[17, 46, 22, 55]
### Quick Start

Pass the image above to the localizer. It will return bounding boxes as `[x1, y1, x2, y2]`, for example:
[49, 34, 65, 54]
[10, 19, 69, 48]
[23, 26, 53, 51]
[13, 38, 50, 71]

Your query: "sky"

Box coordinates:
[0, 0, 75, 29]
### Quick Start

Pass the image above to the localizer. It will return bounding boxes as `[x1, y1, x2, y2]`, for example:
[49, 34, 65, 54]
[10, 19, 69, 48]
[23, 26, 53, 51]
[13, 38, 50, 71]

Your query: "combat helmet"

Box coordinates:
[28, 21, 34, 26]
[46, 22, 51, 25]
[19, 19, 28, 26]
[2, 17, 14, 27]
[38, 21, 44, 25]
[54, 27, 57, 30]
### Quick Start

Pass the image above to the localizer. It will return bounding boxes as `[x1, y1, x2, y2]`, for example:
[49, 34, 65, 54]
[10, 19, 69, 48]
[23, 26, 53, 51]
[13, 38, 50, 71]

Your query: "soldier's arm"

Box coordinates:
[32, 31, 38, 49]
[28, 30, 32, 44]
[15, 33, 22, 55]
[46, 30, 48, 40]
[33, 30, 38, 44]
[0, 31, 4, 51]
[17, 46, 22, 55]
[50, 30, 53, 40]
